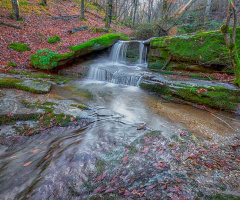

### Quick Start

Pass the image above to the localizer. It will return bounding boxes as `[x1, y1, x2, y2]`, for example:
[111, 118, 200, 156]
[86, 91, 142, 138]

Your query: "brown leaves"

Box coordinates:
[142, 146, 150, 154]
[92, 171, 107, 183]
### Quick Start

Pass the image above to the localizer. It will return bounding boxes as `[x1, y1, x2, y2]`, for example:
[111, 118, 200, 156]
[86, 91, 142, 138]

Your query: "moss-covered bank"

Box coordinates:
[30, 33, 126, 70]
[140, 81, 240, 113]
[148, 27, 240, 73]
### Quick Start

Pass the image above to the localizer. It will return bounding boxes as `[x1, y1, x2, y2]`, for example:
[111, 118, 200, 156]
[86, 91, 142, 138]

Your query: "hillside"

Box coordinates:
[0, 0, 132, 69]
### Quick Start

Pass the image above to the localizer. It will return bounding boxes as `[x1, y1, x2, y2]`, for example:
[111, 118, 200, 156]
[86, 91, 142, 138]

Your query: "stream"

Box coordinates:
[0, 41, 240, 199]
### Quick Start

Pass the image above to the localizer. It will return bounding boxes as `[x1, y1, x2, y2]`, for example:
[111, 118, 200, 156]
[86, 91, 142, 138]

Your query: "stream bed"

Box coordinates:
[0, 41, 240, 199]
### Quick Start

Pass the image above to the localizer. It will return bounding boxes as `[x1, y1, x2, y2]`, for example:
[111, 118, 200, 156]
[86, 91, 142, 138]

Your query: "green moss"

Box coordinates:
[30, 49, 60, 70]
[0, 113, 38, 126]
[69, 33, 120, 52]
[21, 100, 81, 128]
[8, 70, 20, 74]
[9, 42, 31, 52]
[47, 35, 61, 44]
[70, 104, 88, 110]
[7, 62, 17, 67]
[30, 33, 123, 70]
[0, 78, 49, 94]
[205, 193, 240, 200]
[140, 82, 240, 112]
[149, 28, 240, 71]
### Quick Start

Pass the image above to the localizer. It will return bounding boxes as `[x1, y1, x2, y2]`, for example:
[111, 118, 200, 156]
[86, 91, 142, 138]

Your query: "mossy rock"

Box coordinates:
[149, 27, 240, 71]
[47, 35, 61, 44]
[140, 81, 240, 113]
[95, 27, 109, 33]
[30, 33, 122, 70]
[9, 42, 31, 52]
[0, 78, 51, 94]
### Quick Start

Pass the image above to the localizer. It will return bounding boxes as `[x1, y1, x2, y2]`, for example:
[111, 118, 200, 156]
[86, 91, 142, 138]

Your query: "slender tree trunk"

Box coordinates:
[81, 0, 85, 19]
[105, 0, 113, 28]
[221, 0, 240, 86]
[12, 0, 20, 21]
[132, 0, 138, 26]
[162, 0, 168, 29]
[205, 0, 212, 20]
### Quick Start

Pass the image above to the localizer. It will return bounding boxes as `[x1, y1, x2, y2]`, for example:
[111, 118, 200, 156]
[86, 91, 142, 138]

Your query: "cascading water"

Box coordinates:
[88, 40, 148, 86]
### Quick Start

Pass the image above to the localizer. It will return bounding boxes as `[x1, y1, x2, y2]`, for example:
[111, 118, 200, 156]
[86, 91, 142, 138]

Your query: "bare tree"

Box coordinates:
[81, 0, 85, 19]
[205, 0, 212, 20]
[221, 0, 240, 86]
[11, 0, 20, 21]
[105, 0, 113, 28]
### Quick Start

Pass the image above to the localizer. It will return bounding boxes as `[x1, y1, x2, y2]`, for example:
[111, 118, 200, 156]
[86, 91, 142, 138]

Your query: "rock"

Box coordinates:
[19, 80, 51, 93]
[137, 123, 146, 130]
[0, 77, 51, 94]
[68, 26, 88, 34]
[31, 33, 122, 70]
[148, 28, 240, 72]
[140, 73, 240, 114]
[95, 27, 109, 33]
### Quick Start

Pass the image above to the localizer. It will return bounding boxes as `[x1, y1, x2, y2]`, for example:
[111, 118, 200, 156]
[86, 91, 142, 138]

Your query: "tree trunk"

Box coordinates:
[162, 0, 168, 29]
[132, 0, 138, 26]
[12, 0, 20, 21]
[105, 0, 113, 28]
[221, 0, 240, 87]
[205, 0, 212, 20]
[81, 0, 85, 19]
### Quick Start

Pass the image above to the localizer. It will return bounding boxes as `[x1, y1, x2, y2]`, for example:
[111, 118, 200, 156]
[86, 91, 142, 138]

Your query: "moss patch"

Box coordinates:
[9, 42, 31, 52]
[149, 28, 240, 71]
[47, 35, 61, 44]
[0, 78, 51, 94]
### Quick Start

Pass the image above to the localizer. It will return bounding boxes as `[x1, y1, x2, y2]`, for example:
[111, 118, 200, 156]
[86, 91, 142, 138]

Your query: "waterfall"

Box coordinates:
[109, 41, 129, 63]
[139, 42, 148, 64]
[110, 40, 148, 66]
[88, 40, 148, 86]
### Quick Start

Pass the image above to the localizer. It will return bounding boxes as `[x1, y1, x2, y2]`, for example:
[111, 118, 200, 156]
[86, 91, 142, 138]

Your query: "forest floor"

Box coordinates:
[0, 0, 133, 69]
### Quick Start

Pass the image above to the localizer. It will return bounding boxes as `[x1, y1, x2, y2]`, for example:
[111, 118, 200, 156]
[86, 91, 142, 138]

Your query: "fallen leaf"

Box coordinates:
[122, 156, 128, 164]
[30, 149, 40, 153]
[146, 184, 156, 190]
[142, 146, 150, 154]
[93, 186, 102, 194]
[23, 161, 32, 166]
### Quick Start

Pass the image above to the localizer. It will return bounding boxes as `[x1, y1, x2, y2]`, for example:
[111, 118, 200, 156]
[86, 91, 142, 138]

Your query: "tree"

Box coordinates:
[105, 0, 113, 28]
[155, 0, 197, 36]
[12, 0, 20, 21]
[81, 0, 85, 19]
[221, 0, 240, 86]
[205, 0, 212, 20]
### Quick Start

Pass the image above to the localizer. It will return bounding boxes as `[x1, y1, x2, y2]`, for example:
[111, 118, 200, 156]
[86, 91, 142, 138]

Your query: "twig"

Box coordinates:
[51, 15, 80, 19]
[0, 21, 22, 29]
[210, 112, 236, 132]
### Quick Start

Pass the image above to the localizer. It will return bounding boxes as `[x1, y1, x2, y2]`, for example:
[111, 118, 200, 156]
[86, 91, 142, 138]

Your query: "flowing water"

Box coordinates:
[0, 41, 239, 199]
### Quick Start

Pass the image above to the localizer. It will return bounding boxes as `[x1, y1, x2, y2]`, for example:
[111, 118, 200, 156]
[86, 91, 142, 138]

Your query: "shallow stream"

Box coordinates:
[0, 41, 240, 199]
